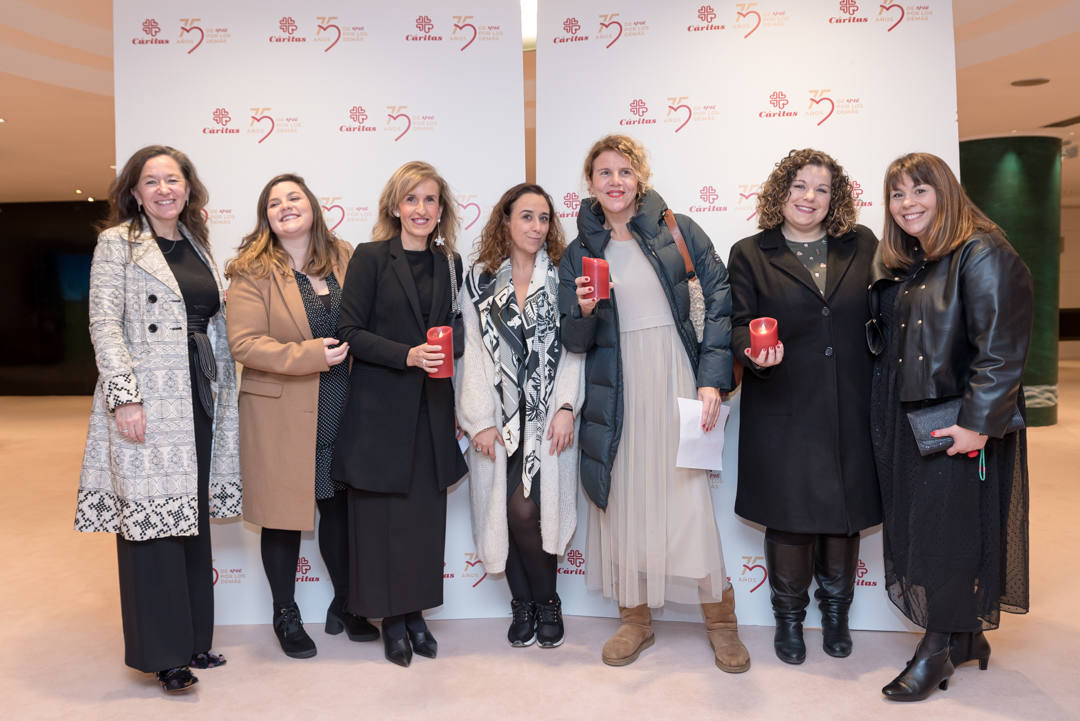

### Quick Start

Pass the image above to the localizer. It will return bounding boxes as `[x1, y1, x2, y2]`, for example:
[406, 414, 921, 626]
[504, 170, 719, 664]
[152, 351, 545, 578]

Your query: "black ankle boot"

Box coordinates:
[273, 602, 317, 659]
[507, 599, 537, 647]
[536, 595, 565, 648]
[814, 534, 860, 658]
[949, 630, 991, 670]
[882, 634, 954, 701]
[325, 596, 379, 641]
[765, 535, 814, 665]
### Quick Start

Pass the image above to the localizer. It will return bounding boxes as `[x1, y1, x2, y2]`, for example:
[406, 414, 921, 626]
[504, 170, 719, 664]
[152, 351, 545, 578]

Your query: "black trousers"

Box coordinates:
[116, 400, 214, 673]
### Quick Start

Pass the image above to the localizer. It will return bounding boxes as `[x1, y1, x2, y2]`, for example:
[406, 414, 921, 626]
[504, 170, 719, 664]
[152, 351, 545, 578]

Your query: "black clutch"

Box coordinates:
[906, 398, 1025, 456]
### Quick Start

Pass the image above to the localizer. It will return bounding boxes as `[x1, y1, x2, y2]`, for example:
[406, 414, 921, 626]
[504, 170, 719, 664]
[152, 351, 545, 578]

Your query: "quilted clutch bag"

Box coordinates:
[906, 398, 1025, 456]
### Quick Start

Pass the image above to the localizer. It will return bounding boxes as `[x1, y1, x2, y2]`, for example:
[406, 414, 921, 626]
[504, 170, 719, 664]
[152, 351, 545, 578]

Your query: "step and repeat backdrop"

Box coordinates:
[113, 0, 957, 630]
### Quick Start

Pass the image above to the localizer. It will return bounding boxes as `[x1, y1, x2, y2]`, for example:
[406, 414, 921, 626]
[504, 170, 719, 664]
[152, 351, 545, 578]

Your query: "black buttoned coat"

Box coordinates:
[728, 225, 881, 534]
[331, 236, 467, 493]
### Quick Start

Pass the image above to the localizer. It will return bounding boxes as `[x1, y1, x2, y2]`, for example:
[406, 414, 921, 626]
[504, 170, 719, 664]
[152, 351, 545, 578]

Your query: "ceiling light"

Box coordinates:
[75, 189, 83, 194]
[109, 165, 115, 169]
[0, 118, 6, 123]
[1010, 78, 1049, 87]
[87, 196, 95, 202]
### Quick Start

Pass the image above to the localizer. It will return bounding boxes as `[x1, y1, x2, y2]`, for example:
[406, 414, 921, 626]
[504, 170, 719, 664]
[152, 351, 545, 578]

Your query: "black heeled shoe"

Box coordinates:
[407, 626, 438, 659]
[189, 651, 226, 669]
[383, 633, 413, 667]
[949, 631, 991, 670]
[882, 643, 955, 701]
[325, 597, 380, 642]
[156, 666, 198, 693]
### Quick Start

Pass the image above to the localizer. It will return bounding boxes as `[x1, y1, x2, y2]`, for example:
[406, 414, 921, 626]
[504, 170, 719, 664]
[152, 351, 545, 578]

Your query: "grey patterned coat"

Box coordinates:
[75, 221, 241, 541]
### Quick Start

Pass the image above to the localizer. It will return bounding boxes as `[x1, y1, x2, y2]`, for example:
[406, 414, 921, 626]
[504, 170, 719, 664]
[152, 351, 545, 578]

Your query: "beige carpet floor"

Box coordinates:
[2, 364, 1079, 720]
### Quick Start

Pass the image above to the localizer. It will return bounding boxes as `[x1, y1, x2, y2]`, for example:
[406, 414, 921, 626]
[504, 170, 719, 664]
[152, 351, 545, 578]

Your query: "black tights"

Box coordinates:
[505, 484, 557, 603]
[260, 491, 349, 606]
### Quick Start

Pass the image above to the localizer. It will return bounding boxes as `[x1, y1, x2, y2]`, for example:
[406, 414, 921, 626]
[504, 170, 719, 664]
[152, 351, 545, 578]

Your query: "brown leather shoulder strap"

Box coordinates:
[664, 209, 695, 278]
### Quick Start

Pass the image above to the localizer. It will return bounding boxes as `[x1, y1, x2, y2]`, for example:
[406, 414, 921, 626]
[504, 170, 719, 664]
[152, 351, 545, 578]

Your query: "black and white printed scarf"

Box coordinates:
[465, 249, 561, 495]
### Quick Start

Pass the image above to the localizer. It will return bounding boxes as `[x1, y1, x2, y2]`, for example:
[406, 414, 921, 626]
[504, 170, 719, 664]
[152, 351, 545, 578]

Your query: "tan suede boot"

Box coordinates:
[601, 604, 655, 666]
[702, 587, 751, 673]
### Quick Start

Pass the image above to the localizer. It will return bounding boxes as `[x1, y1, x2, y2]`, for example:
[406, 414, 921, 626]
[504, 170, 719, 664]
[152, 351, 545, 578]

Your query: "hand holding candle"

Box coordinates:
[425, 326, 453, 378]
[748, 317, 779, 362]
[581, 257, 610, 301]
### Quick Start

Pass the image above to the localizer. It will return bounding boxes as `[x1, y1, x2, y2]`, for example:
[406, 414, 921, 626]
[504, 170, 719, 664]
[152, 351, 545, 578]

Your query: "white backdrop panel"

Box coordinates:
[536, 0, 958, 631]
[114, 0, 525, 624]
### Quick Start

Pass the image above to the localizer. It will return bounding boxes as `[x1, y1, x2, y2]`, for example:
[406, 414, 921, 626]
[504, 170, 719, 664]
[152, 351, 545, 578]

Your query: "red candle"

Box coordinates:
[581, 257, 610, 300]
[426, 326, 453, 378]
[749, 317, 779, 357]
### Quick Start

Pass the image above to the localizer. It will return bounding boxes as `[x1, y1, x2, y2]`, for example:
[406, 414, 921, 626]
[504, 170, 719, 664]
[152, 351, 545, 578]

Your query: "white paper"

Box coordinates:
[676, 398, 729, 471]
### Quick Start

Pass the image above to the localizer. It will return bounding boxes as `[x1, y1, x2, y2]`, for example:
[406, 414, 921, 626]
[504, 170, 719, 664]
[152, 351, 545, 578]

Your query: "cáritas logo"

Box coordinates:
[850, 180, 872, 208]
[406, 14, 443, 42]
[688, 4, 725, 32]
[689, 185, 729, 213]
[269, 16, 308, 43]
[759, 90, 797, 119]
[829, 0, 869, 23]
[558, 192, 581, 219]
[555, 16, 588, 43]
[855, 558, 879, 586]
[132, 18, 169, 45]
[339, 105, 377, 133]
[202, 108, 239, 135]
[619, 98, 656, 126]
[557, 547, 586, 575]
[295, 556, 320, 583]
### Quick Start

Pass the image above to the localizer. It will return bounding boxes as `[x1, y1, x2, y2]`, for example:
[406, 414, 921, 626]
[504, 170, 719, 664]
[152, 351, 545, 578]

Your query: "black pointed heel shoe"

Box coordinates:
[407, 626, 438, 659]
[325, 597, 380, 641]
[949, 631, 991, 670]
[882, 644, 954, 702]
[384, 633, 413, 667]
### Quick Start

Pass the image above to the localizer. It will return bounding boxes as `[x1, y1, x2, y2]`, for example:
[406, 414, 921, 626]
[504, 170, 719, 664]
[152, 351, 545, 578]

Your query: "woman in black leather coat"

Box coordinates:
[868, 152, 1033, 701]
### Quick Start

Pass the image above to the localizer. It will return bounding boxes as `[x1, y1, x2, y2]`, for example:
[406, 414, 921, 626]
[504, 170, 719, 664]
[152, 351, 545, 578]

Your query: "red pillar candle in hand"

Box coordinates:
[749, 317, 779, 357]
[426, 326, 454, 378]
[581, 257, 610, 300]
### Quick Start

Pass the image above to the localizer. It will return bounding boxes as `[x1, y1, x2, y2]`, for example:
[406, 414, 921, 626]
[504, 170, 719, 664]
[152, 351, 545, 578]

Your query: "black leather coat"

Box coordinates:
[558, 190, 733, 510]
[867, 230, 1033, 437]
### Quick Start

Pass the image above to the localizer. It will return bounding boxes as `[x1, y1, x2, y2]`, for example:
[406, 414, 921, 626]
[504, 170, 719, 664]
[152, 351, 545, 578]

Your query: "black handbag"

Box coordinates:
[905, 398, 1025, 456]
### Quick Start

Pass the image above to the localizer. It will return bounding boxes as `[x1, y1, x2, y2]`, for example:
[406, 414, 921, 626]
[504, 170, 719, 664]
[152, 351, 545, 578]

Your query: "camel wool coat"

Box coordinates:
[226, 241, 353, 531]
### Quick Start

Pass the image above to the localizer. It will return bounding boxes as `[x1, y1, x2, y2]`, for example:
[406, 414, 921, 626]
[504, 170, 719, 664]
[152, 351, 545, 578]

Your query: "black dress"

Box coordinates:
[116, 236, 219, 672]
[871, 281, 1030, 632]
[346, 249, 448, 618]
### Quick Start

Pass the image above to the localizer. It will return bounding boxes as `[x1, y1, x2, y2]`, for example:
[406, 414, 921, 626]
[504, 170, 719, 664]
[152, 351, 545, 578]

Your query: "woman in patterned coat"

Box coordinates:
[226, 173, 374, 659]
[75, 145, 241, 693]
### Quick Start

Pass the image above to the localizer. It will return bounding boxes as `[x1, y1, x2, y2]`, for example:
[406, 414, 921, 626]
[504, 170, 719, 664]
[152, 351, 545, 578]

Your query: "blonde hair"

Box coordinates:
[582, 134, 652, 203]
[372, 161, 459, 255]
[880, 153, 1000, 270]
[225, 173, 345, 280]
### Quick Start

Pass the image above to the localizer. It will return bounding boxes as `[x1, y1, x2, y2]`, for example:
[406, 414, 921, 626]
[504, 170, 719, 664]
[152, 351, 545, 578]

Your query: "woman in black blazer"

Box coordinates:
[728, 149, 880, 665]
[331, 161, 467, 667]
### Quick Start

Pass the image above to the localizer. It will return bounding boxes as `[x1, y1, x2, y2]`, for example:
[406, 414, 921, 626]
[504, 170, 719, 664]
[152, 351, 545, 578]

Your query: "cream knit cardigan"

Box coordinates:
[455, 268, 584, 572]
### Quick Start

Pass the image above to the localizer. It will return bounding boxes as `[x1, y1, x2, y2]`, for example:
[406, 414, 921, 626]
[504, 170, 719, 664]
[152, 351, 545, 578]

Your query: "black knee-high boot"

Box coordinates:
[765, 531, 815, 665]
[813, 533, 860, 658]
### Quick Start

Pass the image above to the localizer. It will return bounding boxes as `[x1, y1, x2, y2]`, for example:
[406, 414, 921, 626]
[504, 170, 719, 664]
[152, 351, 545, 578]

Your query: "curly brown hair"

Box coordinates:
[473, 184, 566, 274]
[756, 148, 857, 238]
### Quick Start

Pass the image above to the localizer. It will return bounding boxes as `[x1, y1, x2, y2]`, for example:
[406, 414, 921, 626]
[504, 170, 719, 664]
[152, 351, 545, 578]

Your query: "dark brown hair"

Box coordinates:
[225, 174, 345, 280]
[473, 184, 566, 274]
[100, 145, 210, 249]
[756, 148, 856, 238]
[880, 152, 1000, 270]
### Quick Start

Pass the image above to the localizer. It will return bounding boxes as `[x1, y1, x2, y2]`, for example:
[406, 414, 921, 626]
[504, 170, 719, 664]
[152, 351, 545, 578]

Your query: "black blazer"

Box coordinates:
[331, 236, 467, 493]
[728, 225, 881, 534]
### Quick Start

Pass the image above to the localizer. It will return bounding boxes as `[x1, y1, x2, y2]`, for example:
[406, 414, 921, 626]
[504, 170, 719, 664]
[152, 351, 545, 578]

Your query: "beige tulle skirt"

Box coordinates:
[586, 323, 728, 607]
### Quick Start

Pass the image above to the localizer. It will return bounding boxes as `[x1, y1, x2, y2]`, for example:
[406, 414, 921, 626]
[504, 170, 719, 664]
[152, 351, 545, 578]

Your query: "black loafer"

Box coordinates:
[384, 634, 413, 667]
[157, 666, 198, 693]
[407, 627, 438, 659]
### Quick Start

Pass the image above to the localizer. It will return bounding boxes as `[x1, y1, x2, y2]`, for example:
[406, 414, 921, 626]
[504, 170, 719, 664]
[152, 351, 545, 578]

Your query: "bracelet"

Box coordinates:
[559, 404, 573, 413]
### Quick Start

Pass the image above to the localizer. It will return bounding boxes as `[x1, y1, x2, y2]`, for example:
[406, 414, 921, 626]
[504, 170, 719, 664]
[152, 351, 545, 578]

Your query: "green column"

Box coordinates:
[959, 136, 1062, 425]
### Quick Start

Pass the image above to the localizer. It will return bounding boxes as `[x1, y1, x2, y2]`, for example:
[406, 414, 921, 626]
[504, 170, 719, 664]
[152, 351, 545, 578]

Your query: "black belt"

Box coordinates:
[188, 315, 216, 419]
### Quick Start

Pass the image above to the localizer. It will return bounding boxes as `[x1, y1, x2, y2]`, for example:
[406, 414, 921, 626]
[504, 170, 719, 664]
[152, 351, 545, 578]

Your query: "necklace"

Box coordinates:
[157, 236, 181, 255]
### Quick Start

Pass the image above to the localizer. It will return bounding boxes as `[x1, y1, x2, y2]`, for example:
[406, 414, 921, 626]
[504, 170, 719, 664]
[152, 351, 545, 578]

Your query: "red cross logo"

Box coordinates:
[349, 106, 367, 124]
[212, 108, 231, 126]
[279, 17, 298, 35]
